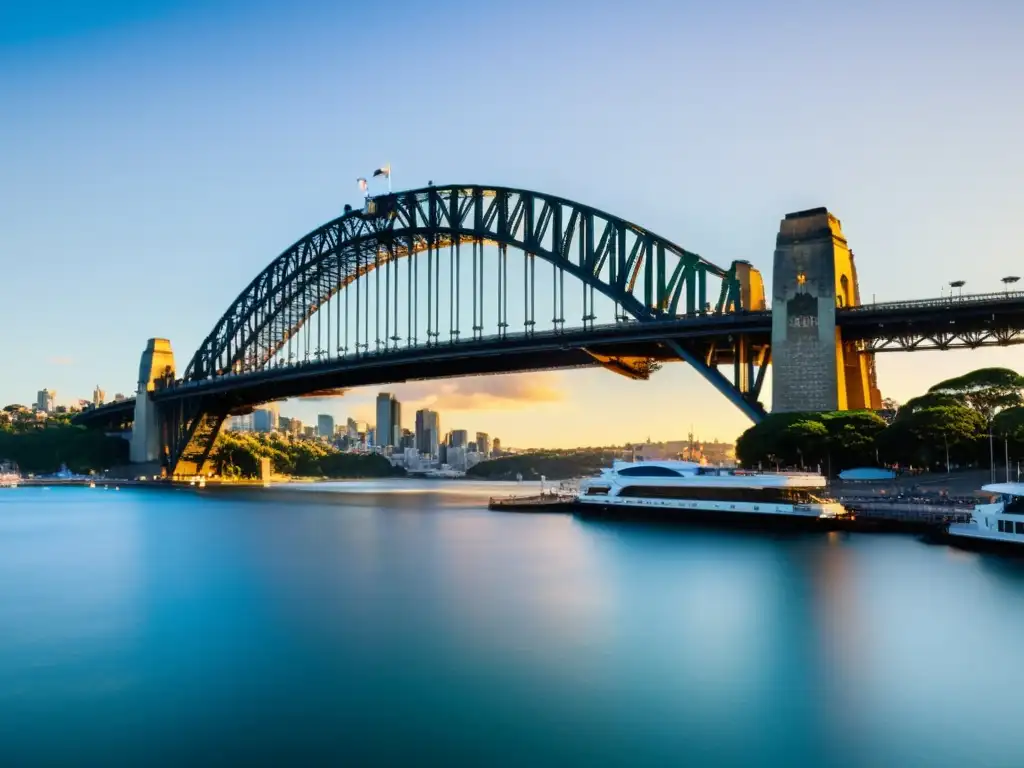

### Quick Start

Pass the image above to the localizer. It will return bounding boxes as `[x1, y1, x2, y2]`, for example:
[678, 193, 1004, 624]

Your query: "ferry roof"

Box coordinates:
[981, 483, 1024, 497]
[612, 459, 701, 470]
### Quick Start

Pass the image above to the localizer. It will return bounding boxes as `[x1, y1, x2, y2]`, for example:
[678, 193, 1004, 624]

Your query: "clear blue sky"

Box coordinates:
[2, 0, 1022, 447]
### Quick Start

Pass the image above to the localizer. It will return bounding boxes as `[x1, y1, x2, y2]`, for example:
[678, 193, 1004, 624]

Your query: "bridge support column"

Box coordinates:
[771, 208, 881, 413]
[130, 339, 175, 468]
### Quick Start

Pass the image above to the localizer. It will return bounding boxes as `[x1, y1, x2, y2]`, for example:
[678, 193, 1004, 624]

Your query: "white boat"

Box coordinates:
[941, 483, 1024, 553]
[576, 460, 845, 527]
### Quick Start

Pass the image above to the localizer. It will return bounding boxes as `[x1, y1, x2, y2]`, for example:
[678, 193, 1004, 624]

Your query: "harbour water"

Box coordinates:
[2, 482, 1024, 766]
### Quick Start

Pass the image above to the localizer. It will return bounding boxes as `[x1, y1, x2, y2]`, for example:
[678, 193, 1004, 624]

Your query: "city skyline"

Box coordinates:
[3, 0, 1023, 445]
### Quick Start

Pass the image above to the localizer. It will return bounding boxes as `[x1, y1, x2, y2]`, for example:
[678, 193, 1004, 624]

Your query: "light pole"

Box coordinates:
[949, 280, 966, 299]
[1002, 275, 1020, 294]
[989, 426, 996, 484]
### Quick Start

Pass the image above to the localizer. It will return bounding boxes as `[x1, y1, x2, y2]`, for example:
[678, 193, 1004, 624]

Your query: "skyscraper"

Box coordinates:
[317, 414, 335, 439]
[35, 389, 55, 413]
[492, 437, 502, 455]
[253, 403, 279, 432]
[391, 398, 402, 447]
[92, 386, 105, 407]
[475, 432, 490, 457]
[376, 392, 394, 447]
[449, 429, 468, 448]
[415, 409, 441, 457]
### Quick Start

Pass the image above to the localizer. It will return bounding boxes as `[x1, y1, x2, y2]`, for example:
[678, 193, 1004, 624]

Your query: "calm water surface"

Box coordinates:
[2, 481, 1024, 766]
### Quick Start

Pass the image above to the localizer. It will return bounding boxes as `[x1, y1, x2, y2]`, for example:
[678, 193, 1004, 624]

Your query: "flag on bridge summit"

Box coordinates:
[372, 165, 390, 178]
[357, 177, 368, 193]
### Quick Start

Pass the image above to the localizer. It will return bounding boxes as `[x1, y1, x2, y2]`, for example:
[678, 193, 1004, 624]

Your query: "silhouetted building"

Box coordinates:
[317, 414, 335, 439]
[492, 437, 501, 455]
[449, 429, 468, 448]
[376, 392, 402, 447]
[475, 432, 490, 457]
[415, 409, 441, 457]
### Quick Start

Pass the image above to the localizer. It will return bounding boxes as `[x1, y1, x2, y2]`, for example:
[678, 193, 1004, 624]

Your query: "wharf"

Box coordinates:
[838, 502, 973, 533]
[488, 493, 577, 513]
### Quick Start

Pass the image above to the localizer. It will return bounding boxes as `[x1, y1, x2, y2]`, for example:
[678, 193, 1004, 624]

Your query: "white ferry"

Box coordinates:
[940, 483, 1024, 554]
[576, 460, 845, 527]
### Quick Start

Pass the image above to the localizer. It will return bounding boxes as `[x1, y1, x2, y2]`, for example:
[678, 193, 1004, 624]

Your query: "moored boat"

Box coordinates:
[937, 483, 1024, 555]
[576, 460, 845, 528]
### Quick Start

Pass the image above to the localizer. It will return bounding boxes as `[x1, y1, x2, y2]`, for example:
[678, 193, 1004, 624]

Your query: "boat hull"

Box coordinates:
[928, 530, 1024, 557]
[575, 501, 835, 531]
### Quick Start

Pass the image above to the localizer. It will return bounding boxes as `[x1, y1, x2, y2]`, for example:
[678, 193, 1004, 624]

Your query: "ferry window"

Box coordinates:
[999, 520, 1009, 533]
[586, 487, 610, 496]
[618, 466, 682, 477]
[1015, 522, 1024, 534]
[1005, 496, 1024, 513]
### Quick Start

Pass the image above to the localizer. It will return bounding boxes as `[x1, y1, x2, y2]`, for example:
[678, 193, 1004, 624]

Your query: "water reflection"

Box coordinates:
[2, 484, 1024, 765]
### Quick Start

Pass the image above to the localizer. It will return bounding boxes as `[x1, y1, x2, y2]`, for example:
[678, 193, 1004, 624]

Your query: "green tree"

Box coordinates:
[877, 405, 985, 470]
[928, 367, 1024, 421]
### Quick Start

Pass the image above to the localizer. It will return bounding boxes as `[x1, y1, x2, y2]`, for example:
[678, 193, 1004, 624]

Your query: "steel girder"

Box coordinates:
[863, 327, 1024, 352]
[183, 185, 747, 382]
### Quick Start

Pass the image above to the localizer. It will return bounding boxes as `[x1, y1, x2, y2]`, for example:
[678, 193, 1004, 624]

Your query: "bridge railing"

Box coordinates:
[843, 291, 1024, 312]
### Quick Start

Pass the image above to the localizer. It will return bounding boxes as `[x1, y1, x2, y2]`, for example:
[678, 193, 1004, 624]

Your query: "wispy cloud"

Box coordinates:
[389, 373, 565, 412]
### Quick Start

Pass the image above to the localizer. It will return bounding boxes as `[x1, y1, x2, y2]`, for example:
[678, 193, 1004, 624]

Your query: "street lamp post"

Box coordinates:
[1002, 275, 1020, 294]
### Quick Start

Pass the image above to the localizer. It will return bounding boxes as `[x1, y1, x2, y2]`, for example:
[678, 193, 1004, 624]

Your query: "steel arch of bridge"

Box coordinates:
[185, 185, 751, 382]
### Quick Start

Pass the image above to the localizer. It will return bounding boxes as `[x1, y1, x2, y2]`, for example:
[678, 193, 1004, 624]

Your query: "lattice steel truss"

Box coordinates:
[184, 185, 751, 381]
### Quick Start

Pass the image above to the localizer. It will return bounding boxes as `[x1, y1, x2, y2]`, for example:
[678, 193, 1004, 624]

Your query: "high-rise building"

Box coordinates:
[226, 414, 253, 432]
[376, 393, 394, 447]
[113, 393, 127, 403]
[303, 425, 316, 439]
[391, 398, 402, 447]
[415, 409, 441, 457]
[346, 417, 359, 439]
[92, 386, 105, 407]
[475, 432, 490, 457]
[253, 403, 279, 433]
[35, 389, 55, 413]
[400, 429, 415, 450]
[449, 429, 468, 448]
[492, 437, 501, 456]
[317, 414, 335, 439]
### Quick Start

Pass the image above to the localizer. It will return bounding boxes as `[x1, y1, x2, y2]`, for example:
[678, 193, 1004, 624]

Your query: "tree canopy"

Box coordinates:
[736, 365, 1023, 475]
[928, 367, 1024, 421]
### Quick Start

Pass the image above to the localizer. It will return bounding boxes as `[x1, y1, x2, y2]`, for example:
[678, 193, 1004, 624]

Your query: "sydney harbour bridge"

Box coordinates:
[74, 184, 1024, 477]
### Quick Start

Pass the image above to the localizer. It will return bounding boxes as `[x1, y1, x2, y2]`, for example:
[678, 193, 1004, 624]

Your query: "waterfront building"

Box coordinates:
[492, 437, 501, 456]
[449, 429, 468, 448]
[92, 386, 105, 407]
[447, 446, 467, 471]
[318, 414, 335, 439]
[475, 432, 490, 458]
